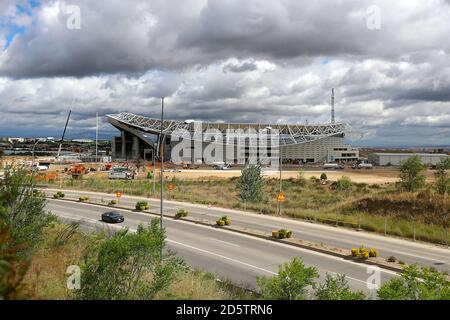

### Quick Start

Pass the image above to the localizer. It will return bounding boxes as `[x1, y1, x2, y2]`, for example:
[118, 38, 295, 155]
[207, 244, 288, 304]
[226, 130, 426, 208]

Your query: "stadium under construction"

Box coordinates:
[106, 112, 359, 165]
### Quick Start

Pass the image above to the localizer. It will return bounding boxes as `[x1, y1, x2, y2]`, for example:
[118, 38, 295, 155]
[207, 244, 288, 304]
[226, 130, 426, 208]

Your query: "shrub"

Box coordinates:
[369, 248, 378, 258]
[334, 176, 352, 191]
[278, 229, 288, 239]
[320, 173, 328, 181]
[359, 248, 369, 260]
[377, 265, 450, 300]
[175, 209, 189, 219]
[386, 256, 397, 263]
[399, 155, 426, 192]
[79, 196, 90, 202]
[109, 199, 117, 206]
[53, 191, 65, 199]
[216, 216, 232, 226]
[257, 258, 319, 300]
[351, 247, 376, 260]
[272, 229, 292, 239]
[135, 201, 149, 211]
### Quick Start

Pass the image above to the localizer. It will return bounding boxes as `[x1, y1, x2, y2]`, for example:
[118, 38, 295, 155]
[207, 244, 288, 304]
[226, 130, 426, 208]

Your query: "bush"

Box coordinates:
[351, 247, 376, 259]
[359, 248, 369, 260]
[175, 209, 189, 219]
[109, 199, 117, 206]
[77, 220, 184, 300]
[369, 248, 378, 258]
[216, 216, 231, 226]
[79, 196, 90, 202]
[334, 176, 352, 191]
[135, 201, 149, 211]
[377, 265, 450, 300]
[53, 191, 65, 199]
[278, 229, 288, 239]
[272, 229, 293, 239]
[257, 258, 319, 300]
[386, 256, 397, 263]
[320, 173, 328, 181]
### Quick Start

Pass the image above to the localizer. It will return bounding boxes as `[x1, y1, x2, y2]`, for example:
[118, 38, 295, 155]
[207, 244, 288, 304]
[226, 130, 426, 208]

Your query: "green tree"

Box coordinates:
[315, 274, 366, 300]
[320, 173, 328, 181]
[377, 265, 450, 300]
[399, 156, 425, 192]
[237, 165, 264, 204]
[257, 258, 319, 300]
[0, 168, 55, 257]
[77, 219, 184, 300]
[434, 158, 450, 195]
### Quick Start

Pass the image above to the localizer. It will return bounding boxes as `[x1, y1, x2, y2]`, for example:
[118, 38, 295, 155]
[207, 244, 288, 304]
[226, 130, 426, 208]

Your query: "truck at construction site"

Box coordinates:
[108, 167, 135, 180]
[352, 161, 373, 169]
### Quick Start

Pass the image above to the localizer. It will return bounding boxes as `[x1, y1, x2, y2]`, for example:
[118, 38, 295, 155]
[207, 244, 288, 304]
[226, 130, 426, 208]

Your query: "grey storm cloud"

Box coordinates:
[0, 0, 449, 146]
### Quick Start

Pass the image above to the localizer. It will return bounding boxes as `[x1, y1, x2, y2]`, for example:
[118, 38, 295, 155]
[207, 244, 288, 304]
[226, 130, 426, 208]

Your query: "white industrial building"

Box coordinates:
[368, 153, 450, 166]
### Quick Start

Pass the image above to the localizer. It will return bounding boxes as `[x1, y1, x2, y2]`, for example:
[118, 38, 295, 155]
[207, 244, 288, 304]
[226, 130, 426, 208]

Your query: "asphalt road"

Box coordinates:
[45, 199, 397, 297]
[43, 188, 450, 273]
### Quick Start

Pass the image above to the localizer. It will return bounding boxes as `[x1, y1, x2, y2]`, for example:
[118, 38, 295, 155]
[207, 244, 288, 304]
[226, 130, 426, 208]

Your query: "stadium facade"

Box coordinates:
[107, 112, 359, 164]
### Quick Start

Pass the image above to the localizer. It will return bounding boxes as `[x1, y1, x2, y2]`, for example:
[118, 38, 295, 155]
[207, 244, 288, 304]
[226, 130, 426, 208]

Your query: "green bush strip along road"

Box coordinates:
[42, 188, 449, 273]
[46, 199, 397, 296]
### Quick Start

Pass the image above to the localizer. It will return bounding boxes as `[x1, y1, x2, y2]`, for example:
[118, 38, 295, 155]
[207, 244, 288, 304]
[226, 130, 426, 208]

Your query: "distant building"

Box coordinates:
[72, 139, 94, 143]
[368, 153, 450, 166]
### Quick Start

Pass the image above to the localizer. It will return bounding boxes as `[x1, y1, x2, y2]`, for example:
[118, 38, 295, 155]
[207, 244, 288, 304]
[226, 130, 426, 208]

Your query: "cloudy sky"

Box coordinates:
[0, 0, 449, 146]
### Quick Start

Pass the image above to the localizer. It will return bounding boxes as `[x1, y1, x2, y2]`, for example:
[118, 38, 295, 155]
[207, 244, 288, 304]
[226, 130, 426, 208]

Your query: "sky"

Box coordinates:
[0, 0, 449, 146]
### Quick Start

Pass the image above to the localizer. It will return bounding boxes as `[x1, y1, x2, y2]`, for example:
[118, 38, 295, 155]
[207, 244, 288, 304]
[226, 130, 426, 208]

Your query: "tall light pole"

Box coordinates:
[95, 112, 99, 162]
[159, 97, 165, 261]
[278, 152, 283, 215]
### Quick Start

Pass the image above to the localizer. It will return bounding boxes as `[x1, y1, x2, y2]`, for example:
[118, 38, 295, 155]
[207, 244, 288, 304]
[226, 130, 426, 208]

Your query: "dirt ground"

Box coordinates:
[158, 167, 439, 184]
[2, 155, 437, 185]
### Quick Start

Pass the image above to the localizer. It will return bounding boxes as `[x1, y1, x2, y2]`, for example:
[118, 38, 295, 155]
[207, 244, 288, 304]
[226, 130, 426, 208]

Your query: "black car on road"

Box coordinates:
[101, 211, 125, 223]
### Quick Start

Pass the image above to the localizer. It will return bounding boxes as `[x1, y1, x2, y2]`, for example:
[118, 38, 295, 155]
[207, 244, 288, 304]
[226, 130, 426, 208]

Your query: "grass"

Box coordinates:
[18, 223, 254, 300]
[43, 175, 449, 244]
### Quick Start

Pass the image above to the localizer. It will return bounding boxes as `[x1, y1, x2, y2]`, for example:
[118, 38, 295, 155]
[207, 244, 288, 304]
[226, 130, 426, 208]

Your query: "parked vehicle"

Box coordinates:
[101, 211, 125, 223]
[323, 163, 340, 170]
[352, 162, 373, 169]
[108, 167, 134, 180]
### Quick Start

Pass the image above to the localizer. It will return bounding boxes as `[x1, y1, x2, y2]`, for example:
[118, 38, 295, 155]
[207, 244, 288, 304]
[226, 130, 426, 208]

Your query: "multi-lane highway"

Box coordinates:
[43, 188, 450, 273]
[46, 199, 397, 297]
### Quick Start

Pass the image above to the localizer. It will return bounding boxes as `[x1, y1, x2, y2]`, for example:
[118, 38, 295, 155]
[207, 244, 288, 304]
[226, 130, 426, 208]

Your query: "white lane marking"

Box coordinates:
[328, 271, 372, 286]
[209, 238, 241, 247]
[167, 239, 277, 276]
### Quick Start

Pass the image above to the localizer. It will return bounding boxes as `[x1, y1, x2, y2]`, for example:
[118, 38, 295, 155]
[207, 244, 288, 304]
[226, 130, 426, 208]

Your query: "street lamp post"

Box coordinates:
[278, 153, 283, 215]
[159, 97, 165, 261]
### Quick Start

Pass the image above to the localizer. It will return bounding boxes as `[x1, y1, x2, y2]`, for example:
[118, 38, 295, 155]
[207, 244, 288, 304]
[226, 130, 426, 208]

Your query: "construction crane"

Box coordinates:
[56, 109, 72, 161]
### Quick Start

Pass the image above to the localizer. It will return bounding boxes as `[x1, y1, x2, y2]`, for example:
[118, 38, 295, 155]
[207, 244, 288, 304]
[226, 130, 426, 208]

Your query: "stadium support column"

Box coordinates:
[132, 136, 139, 159]
[111, 138, 116, 160]
[121, 130, 126, 159]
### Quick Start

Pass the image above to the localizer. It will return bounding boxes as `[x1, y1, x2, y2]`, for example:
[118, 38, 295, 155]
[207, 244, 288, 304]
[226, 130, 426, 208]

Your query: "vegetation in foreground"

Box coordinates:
[257, 258, 449, 300]
[1, 169, 448, 300]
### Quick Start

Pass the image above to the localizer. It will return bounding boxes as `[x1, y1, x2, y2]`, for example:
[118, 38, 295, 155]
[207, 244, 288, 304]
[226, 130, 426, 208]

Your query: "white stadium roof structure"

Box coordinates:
[107, 112, 353, 146]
